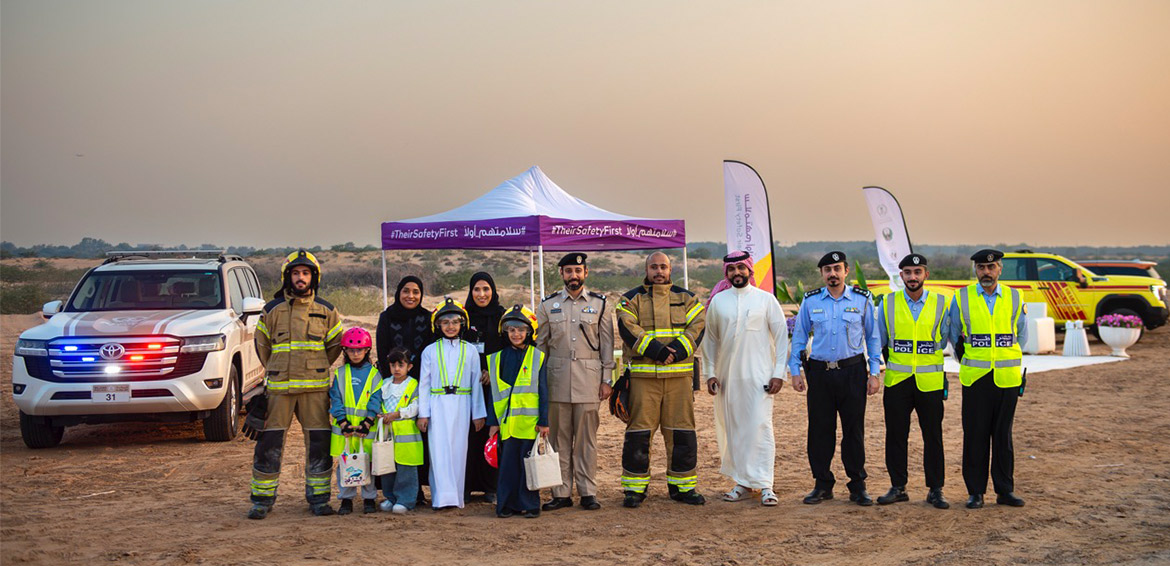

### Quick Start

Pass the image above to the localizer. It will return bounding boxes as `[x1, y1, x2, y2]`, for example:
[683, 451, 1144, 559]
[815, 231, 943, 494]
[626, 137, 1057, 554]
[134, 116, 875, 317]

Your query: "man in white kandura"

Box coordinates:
[702, 251, 790, 507]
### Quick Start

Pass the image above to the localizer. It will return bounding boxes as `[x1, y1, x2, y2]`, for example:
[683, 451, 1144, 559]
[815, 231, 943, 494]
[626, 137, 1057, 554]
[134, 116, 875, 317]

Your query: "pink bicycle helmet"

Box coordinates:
[341, 327, 372, 349]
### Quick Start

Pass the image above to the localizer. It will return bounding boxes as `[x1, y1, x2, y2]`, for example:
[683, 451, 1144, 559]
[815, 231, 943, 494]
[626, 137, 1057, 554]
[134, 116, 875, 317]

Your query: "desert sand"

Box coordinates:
[2, 313, 1168, 565]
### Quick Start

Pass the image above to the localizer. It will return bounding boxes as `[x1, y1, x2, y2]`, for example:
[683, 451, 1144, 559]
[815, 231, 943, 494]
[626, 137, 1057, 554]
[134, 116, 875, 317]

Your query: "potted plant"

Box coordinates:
[1096, 314, 1143, 357]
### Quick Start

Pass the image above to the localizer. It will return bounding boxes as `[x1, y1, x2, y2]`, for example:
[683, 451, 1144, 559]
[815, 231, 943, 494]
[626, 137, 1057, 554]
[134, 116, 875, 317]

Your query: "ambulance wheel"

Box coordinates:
[20, 410, 64, 449]
[203, 365, 240, 442]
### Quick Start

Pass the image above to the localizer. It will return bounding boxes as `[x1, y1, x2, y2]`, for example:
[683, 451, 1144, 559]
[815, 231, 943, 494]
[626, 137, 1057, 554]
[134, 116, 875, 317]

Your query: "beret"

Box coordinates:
[818, 251, 847, 268]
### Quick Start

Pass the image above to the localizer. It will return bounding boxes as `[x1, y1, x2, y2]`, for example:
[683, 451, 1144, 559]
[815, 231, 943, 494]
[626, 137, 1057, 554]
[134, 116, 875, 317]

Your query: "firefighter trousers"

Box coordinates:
[621, 376, 698, 494]
[249, 391, 333, 506]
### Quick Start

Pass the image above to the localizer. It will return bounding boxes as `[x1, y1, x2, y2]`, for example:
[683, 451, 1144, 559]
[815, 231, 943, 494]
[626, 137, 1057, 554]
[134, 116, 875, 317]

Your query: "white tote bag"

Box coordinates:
[524, 435, 562, 491]
[339, 441, 371, 488]
[371, 421, 396, 476]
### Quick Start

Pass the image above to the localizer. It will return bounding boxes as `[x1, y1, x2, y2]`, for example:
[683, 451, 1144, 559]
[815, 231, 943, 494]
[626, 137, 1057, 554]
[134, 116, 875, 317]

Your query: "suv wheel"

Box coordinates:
[20, 410, 64, 449]
[203, 365, 240, 442]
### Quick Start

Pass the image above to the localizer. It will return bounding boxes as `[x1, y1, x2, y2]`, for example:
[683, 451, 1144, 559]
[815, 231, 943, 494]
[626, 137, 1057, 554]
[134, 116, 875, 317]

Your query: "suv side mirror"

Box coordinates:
[241, 297, 265, 317]
[42, 300, 63, 319]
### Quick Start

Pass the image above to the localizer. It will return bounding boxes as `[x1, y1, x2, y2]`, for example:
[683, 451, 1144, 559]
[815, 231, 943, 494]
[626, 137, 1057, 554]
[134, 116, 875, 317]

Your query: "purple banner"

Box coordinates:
[381, 216, 685, 251]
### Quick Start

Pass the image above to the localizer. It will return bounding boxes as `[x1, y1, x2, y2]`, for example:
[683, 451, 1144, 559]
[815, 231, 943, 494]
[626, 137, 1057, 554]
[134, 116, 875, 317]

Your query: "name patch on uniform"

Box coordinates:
[550, 308, 562, 314]
[916, 341, 936, 355]
[811, 308, 825, 314]
[995, 334, 1015, 348]
[892, 339, 914, 354]
[969, 334, 992, 348]
[844, 307, 861, 314]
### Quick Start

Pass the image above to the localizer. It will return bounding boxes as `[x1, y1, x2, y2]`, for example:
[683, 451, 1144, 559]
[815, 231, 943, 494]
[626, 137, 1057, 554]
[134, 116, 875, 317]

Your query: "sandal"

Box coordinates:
[722, 485, 753, 502]
[761, 489, 779, 506]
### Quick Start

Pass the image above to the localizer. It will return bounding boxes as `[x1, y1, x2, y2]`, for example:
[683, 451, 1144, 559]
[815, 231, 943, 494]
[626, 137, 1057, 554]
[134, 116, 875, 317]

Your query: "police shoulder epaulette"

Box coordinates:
[851, 285, 872, 298]
[804, 288, 824, 299]
[263, 298, 284, 313]
[313, 296, 336, 310]
[588, 290, 606, 300]
[670, 285, 695, 297]
[542, 291, 560, 302]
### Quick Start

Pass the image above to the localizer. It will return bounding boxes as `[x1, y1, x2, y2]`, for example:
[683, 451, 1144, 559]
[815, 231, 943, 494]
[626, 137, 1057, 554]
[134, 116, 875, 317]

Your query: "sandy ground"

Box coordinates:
[2, 312, 1168, 565]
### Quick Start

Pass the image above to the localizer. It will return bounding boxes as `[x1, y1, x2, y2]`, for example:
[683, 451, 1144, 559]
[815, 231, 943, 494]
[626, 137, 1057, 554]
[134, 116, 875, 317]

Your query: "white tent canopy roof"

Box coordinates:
[399, 166, 637, 223]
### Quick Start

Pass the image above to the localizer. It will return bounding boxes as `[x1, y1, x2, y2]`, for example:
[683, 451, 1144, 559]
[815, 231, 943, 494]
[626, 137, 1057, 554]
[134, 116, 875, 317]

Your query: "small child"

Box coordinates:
[418, 298, 487, 509]
[376, 346, 423, 514]
[486, 305, 549, 518]
[328, 327, 383, 515]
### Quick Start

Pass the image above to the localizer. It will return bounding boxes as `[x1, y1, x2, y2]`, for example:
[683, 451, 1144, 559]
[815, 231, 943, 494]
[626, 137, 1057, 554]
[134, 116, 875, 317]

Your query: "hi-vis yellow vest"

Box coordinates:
[330, 365, 379, 457]
[386, 378, 423, 466]
[488, 347, 543, 440]
[958, 284, 1024, 388]
[883, 291, 947, 391]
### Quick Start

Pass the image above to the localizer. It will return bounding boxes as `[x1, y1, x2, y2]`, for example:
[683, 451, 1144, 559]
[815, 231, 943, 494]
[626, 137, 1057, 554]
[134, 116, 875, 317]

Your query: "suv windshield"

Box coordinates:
[67, 270, 224, 311]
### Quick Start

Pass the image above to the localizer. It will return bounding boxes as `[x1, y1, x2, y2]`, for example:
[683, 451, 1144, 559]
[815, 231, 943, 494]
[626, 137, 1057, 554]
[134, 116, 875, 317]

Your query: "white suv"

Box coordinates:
[12, 251, 267, 448]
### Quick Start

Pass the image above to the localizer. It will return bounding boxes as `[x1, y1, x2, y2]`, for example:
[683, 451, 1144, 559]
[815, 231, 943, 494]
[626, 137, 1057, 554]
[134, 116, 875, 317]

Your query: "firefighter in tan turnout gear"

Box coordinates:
[617, 251, 707, 507]
[244, 249, 344, 519]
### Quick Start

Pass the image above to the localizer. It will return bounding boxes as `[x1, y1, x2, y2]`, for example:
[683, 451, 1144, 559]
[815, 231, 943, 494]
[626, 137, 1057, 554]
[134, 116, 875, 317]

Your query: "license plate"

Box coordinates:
[93, 384, 130, 403]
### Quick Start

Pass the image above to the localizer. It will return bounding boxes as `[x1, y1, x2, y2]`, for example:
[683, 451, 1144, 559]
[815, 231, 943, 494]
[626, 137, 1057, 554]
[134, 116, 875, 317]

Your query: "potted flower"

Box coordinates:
[1096, 314, 1143, 357]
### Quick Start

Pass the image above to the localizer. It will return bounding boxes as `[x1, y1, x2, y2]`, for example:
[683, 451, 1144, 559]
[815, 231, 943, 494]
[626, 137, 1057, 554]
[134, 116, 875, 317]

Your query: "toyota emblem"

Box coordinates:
[100, 343, 125, 360]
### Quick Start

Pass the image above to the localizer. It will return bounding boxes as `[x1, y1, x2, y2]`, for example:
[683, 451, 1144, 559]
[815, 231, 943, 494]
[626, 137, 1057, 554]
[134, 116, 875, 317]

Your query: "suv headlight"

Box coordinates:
[181, 334, 227, 353]
[1153, 284, 1167, 304]
[15, 339, 49, 357]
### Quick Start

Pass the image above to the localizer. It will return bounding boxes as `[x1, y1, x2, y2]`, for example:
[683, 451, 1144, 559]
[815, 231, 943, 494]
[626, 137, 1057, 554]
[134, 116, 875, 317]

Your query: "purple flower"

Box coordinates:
[1097, 314, 1143, 328]
[786, 316, 796, 336]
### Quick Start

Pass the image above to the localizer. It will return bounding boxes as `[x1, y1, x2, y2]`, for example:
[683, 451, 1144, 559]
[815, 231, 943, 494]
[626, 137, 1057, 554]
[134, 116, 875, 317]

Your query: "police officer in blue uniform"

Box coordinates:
[789, 251, 882, 506]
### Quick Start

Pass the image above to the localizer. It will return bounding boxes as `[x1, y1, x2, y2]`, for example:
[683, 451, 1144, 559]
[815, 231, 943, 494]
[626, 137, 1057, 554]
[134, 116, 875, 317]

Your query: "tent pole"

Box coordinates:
[381, 250, 388, 310]
[538, 245, 546, 300]
[683, 246, 690, 289]
[529, 249, 536, 311]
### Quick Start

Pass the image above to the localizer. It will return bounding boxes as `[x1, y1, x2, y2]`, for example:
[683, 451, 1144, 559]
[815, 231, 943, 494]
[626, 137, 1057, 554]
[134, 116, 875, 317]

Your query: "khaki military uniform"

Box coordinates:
[616, 282, 705, 495]
[535, 287, 614, 499]
[249, 291, 344, 506]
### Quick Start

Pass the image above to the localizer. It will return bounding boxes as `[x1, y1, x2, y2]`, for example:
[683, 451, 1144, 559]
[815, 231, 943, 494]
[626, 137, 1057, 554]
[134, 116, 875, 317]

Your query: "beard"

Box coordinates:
[827, 276, 841, 287]
[979, 276, 995, 287]
[730, 275, 749, 288]
[564, 278, 583, 291]
[904, 280, 922, 292]
[291, 281, 312, 296]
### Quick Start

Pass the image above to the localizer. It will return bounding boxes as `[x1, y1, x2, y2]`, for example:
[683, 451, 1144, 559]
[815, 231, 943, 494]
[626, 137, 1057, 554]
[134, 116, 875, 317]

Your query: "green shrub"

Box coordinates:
[1, 284, 51, 314]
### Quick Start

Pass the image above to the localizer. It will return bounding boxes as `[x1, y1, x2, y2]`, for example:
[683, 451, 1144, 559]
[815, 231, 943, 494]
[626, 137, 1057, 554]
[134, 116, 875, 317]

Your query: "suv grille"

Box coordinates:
[39, 337, 206, 383]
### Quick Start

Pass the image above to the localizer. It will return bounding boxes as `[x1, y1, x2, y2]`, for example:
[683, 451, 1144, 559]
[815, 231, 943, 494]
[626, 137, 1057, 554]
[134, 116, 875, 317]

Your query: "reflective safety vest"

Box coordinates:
[957, 284, 1024, 388]
[330, 364, 380, 457]
[488, 347, 543, 441]
[884, 291, 947, 391]
[432, 340, 472, 395]
[386, 378, 423, 466]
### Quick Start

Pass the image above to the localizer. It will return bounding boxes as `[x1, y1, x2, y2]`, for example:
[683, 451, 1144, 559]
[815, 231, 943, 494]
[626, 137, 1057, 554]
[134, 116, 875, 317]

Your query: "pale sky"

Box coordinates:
[3, 1, 1168, 248]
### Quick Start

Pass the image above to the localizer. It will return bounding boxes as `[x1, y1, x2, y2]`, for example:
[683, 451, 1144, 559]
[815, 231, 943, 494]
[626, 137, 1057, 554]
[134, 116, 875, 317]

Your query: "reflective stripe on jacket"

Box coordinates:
[884, 291, 947, 391]
[488, 347, 544, 440]
[255, 290, 343, 394]
[958, 284, 1024, 388]
[616, 281, 705, 379]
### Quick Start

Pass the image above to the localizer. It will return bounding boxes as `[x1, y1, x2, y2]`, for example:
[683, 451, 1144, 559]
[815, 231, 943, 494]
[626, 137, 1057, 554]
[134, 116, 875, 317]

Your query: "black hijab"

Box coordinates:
[376, 275, 434, 378]
[463, 272, 506, 366]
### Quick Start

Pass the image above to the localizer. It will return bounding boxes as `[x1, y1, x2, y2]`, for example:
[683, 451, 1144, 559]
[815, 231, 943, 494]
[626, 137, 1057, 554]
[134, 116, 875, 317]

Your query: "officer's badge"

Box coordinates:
[583, 306, 597, 314]
[832, 253, 840, 261]
[987, 253, 994, 262]
[844, 307, 860, 313]
[553, 302, 560, 309]
[912, 256, 920, 265]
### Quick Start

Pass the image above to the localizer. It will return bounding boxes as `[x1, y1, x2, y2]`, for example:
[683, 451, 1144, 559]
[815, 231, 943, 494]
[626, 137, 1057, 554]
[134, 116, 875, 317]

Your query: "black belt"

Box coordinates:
[804, 353, 865, 372]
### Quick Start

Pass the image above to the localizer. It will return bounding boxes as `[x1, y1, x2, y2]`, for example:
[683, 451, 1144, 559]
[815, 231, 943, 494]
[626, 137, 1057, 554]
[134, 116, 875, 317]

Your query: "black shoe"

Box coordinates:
[337, 499, 353, 515]
[580, 496, 601, 510]
[803, 488, 833, 504]
[496, 508, 515, 518]
[877, 486, 908, 505]
[927, 489, 950, 509]
[996, 492, 1025, 507]
[247, 503, 271, 520]
[623, 491, 647, 508]
[541, 497, 573, 511]
[850, 490, 874, 506]
[966, 494, 984, 509]
[675, 490, 706, 505]
[363, 499, 377, 514]
[310, 502, 336, 516]
[483, 492, 497, 505]
[523, 509, 540, 518]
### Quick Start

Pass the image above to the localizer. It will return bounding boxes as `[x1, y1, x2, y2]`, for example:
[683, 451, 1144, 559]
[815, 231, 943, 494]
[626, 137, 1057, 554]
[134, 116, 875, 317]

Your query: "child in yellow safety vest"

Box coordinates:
[328, 327, 383, 515]
[376, 347, 423, 514]
[486, 305, 549, 518]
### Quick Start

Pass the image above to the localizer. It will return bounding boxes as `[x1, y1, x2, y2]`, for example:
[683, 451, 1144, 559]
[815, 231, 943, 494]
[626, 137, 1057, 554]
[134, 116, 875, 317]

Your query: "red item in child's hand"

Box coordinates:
[484, 433, 499, 468]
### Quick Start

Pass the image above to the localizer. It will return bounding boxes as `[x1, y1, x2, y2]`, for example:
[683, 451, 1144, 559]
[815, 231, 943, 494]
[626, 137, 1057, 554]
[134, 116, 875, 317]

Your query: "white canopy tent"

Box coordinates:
[380, 166, 688, 309]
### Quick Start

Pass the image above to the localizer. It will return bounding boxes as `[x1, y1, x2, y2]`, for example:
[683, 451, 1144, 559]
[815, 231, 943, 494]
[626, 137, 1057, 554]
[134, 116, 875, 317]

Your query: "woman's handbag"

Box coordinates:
[339, 441, 371, 487]
[524, 435, 562, 491]
[371, 421, 396, 476]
